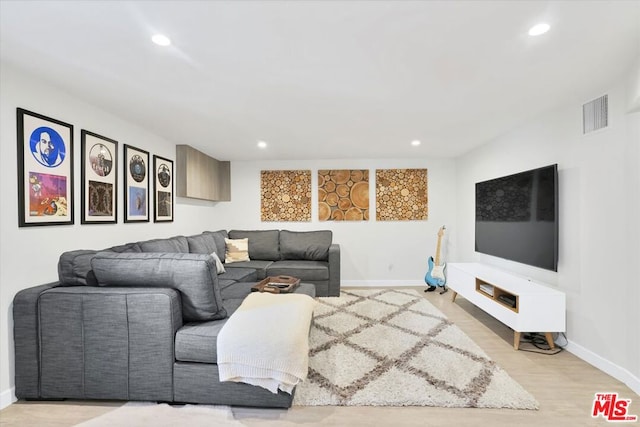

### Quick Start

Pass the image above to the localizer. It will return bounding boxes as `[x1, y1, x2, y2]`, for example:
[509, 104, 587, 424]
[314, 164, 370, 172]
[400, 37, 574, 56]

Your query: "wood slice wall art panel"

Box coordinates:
[261, 170, 311, 222]
[318, 169, 369, 221]
[376, 169, 428, 221]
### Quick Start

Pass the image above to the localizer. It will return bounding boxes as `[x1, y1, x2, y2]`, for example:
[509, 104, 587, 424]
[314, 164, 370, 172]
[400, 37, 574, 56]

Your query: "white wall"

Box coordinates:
[213, 159, 457, 285]
[455, 65, 640, 393]
[0, 63, 225, 406]
[0, 62, 459, 406]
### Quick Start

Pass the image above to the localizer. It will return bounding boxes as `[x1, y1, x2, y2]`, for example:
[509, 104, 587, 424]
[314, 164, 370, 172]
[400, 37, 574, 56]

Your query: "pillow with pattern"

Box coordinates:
[225, 238, 250, 263]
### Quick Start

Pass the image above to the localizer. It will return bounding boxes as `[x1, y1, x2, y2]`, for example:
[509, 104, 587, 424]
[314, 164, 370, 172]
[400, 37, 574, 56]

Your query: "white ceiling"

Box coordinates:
[1, 1, 639, 161]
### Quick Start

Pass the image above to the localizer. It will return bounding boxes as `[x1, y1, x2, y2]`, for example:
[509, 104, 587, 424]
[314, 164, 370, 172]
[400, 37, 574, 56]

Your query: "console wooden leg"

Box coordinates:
[451, 291, 458, 303]
[544, 332, 555, 349]
[514, 331, 521, 350]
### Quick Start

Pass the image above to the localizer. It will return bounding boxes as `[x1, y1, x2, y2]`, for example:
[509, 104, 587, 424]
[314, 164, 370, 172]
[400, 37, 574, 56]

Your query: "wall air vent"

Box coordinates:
[582, 94, 608, 134]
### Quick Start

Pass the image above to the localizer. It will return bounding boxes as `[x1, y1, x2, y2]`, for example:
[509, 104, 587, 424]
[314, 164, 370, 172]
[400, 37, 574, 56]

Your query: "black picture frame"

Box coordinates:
[81, 130, 118, 224]
[123, 144, 149, 223]
[153, 155, 174, 222]
[16, 108, 74, 227]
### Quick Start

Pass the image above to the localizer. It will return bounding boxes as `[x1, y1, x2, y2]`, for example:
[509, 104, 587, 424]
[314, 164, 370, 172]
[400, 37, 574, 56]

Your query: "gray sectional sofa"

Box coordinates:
[12, 229, 340, 408]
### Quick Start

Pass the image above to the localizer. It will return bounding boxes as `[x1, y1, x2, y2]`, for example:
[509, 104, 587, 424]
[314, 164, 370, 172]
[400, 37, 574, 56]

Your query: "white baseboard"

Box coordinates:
[565, 339, 640, 396]
[0, 387, 16, 410]
[341, 280, 425, 287]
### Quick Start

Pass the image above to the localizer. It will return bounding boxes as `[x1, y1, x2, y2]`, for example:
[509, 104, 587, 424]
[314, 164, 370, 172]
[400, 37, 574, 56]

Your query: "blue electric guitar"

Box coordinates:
[425, 226, 447, 293]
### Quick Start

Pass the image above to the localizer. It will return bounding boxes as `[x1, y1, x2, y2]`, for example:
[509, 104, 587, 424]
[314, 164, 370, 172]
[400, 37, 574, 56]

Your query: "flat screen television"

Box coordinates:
[475, 164, 558, 271]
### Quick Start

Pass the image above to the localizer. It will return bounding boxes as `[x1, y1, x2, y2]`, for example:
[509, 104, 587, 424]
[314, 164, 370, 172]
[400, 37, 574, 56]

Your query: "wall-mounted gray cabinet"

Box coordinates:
[176, 145, 231, 201]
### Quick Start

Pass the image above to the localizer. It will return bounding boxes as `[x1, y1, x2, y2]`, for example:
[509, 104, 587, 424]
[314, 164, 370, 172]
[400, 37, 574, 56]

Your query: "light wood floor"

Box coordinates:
[1, 287, 637, 426]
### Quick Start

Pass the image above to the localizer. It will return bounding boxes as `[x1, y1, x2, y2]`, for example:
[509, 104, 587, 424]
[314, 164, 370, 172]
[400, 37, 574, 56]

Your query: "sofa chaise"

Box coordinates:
[12, 229, 340, 408]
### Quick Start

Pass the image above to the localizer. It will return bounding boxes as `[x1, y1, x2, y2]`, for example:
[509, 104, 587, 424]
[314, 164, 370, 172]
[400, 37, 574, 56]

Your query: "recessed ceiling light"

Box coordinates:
[151, 34, 171, 46]
[411, 140, 421, 146]
[257, 140, 268, 149]
[528, 23, 550, 36]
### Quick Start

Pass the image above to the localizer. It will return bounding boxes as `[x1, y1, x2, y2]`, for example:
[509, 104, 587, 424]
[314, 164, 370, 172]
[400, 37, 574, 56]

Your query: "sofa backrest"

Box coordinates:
[91, 252, 226, 322]
[137, 236, 189, 253]
[58, 243, 141, 286]
[228, 230, 280, 261]
[279, 230, 332, 261]
[58, 250, 100, 286]
[186, 230, 228, 259]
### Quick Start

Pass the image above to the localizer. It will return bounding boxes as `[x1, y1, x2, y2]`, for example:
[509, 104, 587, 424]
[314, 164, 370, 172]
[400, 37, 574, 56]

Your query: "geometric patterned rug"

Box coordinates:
[293, 289, 539, 409]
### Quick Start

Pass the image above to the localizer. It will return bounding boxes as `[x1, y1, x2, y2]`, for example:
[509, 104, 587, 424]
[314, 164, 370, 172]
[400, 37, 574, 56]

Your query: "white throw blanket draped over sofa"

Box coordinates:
[217, 292, 317, 394]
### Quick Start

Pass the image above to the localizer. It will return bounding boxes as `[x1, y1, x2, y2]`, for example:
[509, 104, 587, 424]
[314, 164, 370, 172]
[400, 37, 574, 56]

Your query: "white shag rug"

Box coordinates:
[292, 289, 539, 409]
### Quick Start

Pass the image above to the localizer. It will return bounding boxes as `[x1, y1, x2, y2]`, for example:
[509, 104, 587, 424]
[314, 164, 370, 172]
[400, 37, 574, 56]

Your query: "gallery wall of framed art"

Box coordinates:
[15, 107, 175, 227]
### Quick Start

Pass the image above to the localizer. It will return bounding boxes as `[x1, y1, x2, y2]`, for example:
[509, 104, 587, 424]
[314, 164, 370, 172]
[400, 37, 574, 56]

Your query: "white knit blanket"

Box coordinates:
[217, 292, 316, 394]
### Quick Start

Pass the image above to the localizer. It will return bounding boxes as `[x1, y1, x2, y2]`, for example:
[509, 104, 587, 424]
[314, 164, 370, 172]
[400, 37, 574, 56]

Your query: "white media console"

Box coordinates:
[447, 263, 566, 350]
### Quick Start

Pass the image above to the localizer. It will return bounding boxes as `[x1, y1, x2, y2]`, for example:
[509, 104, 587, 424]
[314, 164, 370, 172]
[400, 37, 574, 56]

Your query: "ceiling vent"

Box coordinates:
[582, 94, 608, 134]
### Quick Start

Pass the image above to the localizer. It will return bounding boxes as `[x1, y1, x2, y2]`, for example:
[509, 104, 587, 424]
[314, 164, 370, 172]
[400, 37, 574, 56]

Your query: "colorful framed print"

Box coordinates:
[123, 144, 149, 223]
[81, 130, 118, 224]
[17, 108, 74, 227]
[153, 155, 174, 222]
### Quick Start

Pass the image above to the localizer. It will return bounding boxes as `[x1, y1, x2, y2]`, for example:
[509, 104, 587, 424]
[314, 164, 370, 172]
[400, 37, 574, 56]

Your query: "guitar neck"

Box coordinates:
[434, 238, 442, 266]
[434, 226, 444, 266]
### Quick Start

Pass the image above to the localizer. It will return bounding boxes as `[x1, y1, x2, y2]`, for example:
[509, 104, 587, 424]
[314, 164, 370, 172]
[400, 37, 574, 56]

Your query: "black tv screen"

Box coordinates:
[475, 164, 558, 271]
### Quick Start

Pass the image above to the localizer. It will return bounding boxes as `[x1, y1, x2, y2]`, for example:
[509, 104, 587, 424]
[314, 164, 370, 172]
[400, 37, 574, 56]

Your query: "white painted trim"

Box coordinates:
[0, 387, 16, 410]
[565, 339, 640, 396]
[341, 280, 426, 287]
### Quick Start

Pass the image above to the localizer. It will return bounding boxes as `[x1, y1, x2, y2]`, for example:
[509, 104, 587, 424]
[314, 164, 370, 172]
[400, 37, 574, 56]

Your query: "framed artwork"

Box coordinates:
[16, 108, 74, 227]
[81, 130, 118, 224]
[318, 169, 369, 221]
[123, 144, 149, 223]
[260, 170, 311, 222]
[153, 155, 174, 222]
[376, 168, 428, 221]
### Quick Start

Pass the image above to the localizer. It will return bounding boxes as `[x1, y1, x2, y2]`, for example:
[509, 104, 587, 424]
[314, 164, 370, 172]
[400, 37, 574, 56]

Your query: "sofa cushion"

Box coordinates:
[58, 249, 100, 286]
[223, 260, 273, 280]
[175, 319, 227, 364]
[108, 242, 142, 253]
[186, 233, 218, 256]
[91, 252, 226, 322]
[58, 243, 143, 286]
[203, 230, 228, 260]
[228, 230, 280, 260]
[138, 236, 189, 253]
[218, 267, 257, 283]
[279, 230, 332, 261]
[175, 283, 314, 365]
[175, 296, 245, 364]
[267, 260, 329, 281]
[220, 282, 255, 300]
[225, 238, 250, 263]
